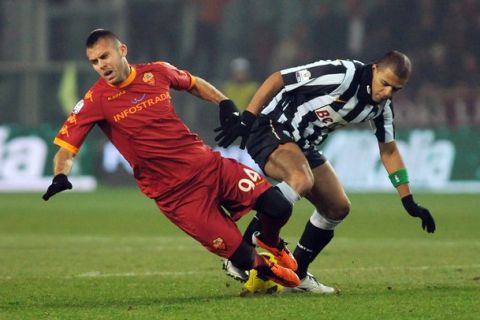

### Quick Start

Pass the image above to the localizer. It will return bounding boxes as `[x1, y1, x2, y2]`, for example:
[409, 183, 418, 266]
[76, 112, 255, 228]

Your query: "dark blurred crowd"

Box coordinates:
[125, 0, 479, 90]
[124, 0, 480, 128]
[4, 0, 478, 128]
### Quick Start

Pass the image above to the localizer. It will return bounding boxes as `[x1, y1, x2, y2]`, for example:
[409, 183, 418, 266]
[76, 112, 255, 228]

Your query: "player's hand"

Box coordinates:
[218, 99, 241, 127]
[401, 195, 436, 233]
[215, 110, 256, 149]
[42, 174, 72, 201]
[214, 100, 256, 149]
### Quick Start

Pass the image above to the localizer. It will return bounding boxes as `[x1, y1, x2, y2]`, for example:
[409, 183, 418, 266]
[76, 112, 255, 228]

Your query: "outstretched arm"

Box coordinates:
[188, 76, 228, 105]
[42, 147, 74, 201]
[187, 76, 257, 149]
[245, 71, 284, 115]
[379, 141, 436, 233]
[210, 71, 284, 149]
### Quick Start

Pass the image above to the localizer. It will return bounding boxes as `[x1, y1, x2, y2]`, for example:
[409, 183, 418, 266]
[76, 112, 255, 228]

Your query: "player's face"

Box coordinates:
[371, 64, 408, 103]
[86, 38, 129, 85]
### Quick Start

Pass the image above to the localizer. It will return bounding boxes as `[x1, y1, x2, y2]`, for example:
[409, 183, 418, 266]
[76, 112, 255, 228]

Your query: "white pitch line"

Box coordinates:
[70, 270, 210, 278]
[318, 264, 480, 273]
[63, 263, 480, 279]
[1, 264, 479, 281]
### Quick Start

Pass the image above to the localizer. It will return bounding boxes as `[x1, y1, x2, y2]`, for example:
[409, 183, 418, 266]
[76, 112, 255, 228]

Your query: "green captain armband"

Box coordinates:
[389, 169, 409, 188]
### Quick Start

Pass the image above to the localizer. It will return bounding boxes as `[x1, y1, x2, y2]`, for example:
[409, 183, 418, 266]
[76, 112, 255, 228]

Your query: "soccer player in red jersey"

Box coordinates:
[42, 29, 299, 288]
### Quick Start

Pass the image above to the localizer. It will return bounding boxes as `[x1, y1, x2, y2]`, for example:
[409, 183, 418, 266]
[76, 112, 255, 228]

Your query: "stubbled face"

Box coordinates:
[371, 64, 408, 103]
[86, 38, 129, 85]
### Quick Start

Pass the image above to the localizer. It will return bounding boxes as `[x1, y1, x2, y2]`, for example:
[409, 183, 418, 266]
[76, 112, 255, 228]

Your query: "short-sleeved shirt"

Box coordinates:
[260, 59, 395, 151]
[54, 62, 219, 199]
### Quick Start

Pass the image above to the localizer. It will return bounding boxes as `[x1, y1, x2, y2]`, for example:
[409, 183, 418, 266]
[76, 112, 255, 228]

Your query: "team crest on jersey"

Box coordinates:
[72, 100, 84, 114]
[212, 237, 226, 250]
[142, 72, 155, 86]
[295, 69, 311, 82]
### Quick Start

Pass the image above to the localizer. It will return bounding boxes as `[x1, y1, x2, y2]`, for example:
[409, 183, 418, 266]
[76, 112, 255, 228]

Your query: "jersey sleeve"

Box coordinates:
[53, 91, 104, 155]
[280, 59, 346, 94]
[371, 100, 395, 143]
[155, 61, 195, 91]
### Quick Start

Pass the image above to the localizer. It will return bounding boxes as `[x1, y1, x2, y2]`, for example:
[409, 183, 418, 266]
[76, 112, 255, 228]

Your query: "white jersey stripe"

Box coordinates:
[261, 59, 395, 150]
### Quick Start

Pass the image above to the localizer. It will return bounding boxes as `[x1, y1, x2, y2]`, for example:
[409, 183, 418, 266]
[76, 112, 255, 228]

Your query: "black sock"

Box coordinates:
[293, 221, 334, 279]
[243, 215, 261, 246]
[258, 212, 289, 247]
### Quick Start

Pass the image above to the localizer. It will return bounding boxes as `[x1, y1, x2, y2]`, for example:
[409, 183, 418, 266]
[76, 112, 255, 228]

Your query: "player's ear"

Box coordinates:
[119, 43, 128, 57]
[371, 63, 380, 79]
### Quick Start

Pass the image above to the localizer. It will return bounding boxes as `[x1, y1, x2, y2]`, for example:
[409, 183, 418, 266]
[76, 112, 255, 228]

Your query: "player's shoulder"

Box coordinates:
[72, 80, 107, 115]
[135, 61, 189, 81]
[139, 60, 179, 72]
[85, 80, 109, 101]
[337, 58, 364, 70]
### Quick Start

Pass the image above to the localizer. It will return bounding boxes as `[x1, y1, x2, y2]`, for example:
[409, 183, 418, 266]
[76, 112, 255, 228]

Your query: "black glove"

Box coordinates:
[214, 100, 256, 149]
[42, 174, 72, 201]
[218, 99, 240, 127]
[401, 195, 436, 233]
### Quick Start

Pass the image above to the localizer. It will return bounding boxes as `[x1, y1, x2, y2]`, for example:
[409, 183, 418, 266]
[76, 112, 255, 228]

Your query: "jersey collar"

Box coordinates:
[358, 64, 376, 105]
[108, 65, 137, 89]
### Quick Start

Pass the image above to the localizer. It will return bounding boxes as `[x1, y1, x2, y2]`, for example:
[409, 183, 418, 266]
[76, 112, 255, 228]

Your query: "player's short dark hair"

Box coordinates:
[85, 29, 120, 48]
[376, 50, 412, 80]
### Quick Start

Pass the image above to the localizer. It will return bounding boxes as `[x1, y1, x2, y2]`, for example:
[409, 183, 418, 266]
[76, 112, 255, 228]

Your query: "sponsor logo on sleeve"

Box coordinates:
[295, 69, 311, 82]
[72, 100, 84, 114]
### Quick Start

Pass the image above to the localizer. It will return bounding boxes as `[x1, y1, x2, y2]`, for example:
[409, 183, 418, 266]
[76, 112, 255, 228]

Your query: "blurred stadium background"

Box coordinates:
[1, 0, 479, 193]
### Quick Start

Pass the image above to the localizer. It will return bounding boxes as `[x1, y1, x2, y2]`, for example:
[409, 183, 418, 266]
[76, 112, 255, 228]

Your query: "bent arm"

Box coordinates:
[378, 141, 411, 198]
[53, 147, 75, 176]
[188, 76, 228, 105]
[245, 71, 284, 115]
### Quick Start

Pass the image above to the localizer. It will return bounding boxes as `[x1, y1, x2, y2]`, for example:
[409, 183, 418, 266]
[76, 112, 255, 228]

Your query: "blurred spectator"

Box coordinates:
[309, 3, 347, 59]
[250, 22, 277, 80]
[187, 0, 229, 79]
[269, 22, 313, 72]
[222, 57, 258, 111]
[127, 0, 182, 63]
[345, 0, 366, 56]
[364, 1, 395, 59]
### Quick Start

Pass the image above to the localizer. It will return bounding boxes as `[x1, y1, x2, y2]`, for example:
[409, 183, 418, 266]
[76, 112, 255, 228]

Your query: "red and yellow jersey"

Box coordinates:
[54, 61, 220, 199]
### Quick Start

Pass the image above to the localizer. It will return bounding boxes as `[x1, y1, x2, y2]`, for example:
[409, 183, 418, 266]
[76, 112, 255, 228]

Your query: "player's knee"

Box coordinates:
[288, 170, 314, 196]
[324, 200, 351, 220]
[229, 241, 255, 270]
[254, 187, 292, 221]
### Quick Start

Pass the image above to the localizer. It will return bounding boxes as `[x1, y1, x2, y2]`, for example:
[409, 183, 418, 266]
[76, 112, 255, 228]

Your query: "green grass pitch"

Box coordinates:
[0, 188, 478, 319]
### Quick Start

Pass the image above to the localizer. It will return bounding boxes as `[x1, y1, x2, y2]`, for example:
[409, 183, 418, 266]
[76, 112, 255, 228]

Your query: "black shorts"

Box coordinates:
[246, 116, 327, 172]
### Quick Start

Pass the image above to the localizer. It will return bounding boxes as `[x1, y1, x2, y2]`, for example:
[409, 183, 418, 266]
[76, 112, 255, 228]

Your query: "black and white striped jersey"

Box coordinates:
[260, 59, 395, 150]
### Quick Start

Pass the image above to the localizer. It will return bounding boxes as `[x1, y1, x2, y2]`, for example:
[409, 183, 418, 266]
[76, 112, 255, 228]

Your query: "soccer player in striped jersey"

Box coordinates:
[42, 29, 301, 290]
[216, 51, 436, 293]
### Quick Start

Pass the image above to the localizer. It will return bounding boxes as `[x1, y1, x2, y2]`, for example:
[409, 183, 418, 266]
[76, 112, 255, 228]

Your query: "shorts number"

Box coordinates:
[238, 168, 261, 192]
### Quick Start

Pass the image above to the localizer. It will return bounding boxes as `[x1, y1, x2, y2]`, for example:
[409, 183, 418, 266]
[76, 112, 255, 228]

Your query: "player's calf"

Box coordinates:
[253, 186, 292, 246]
